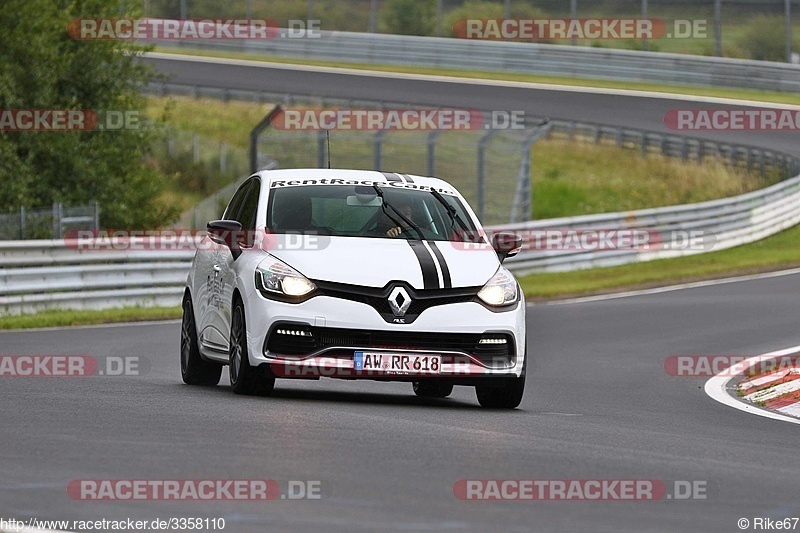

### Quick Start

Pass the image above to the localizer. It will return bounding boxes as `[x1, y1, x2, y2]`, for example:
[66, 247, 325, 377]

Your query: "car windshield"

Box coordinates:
[267, 183, 479, 242]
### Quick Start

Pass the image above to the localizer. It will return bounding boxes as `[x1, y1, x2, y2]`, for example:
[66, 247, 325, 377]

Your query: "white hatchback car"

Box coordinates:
[181, 169, 527, 408]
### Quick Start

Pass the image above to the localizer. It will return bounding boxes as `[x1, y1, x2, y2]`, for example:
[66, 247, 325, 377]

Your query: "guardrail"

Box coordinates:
[153, 30, 800, 92]
[497, 172, 800, 274]
[0, 240, 194, 315]
[2, 171, 799, 315]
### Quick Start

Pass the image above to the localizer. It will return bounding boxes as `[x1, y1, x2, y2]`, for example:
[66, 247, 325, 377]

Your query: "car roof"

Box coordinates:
[255, 168, 456, 192]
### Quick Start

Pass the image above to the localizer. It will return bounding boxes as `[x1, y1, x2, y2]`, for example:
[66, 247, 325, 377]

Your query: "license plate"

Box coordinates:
[354, 351, 441, 374]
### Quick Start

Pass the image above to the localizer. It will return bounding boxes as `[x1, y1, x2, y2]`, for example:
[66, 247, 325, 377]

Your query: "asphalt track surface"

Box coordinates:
[145, 54, 800, 156]
[1, 272, 800, 532]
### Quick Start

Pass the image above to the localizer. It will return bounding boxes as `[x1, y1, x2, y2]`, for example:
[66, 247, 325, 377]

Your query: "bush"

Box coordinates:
[736, 15, 798, 62]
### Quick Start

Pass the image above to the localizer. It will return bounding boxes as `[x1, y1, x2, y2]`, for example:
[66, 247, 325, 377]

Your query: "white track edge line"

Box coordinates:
[704, 344, 800, 425]
[535, 267, 800, 306]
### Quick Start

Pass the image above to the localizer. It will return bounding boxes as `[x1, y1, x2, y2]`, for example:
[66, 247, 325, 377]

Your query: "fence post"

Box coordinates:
[317, 130, 327, 168]
[511, 122, 551, 223]
[93, 201, 100, 231]
[193, 134, 200, 164]
[52, 202, 62, 239]
[426, 130, 441, 176]
[220, 142, 227, 173]
[374, 130, 388, 171]
[249, 105, 282, 174]
[19, 206, 25, 240]
[477, 129, 498, 222]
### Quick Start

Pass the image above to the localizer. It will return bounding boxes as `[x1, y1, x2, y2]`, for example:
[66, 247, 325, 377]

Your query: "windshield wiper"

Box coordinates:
[428, 188, 475, 241]
[372, 184, 424, 240]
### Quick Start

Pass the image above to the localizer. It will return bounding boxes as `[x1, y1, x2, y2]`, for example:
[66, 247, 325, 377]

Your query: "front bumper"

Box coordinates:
[244, 293, 526, 380]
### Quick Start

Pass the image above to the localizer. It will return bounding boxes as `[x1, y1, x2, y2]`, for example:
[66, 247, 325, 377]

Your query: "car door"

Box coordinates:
[199, 179, 253, 357]
[215, 178, 261, 347]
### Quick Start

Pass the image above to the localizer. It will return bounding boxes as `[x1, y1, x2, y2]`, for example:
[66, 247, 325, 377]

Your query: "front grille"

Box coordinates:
[313, 280, 479, 324]
[265, 325, 515, 367]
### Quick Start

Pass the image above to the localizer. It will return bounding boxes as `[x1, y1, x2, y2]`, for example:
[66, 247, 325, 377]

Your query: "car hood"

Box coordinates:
[265, 236, 501, 289]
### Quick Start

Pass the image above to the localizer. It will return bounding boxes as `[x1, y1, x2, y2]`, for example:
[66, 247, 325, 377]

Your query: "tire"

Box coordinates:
[413, 380, 454, 398]
[229, 299, 275, 396]
[475, 349, 527, 409]
[180, 294, 222, 386]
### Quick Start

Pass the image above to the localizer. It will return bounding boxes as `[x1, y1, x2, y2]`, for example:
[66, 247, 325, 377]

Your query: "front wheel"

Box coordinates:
[180, 294, 222, 386]
[475, 349, 526, 409]
[412, 380, 454, 398]
[475, 374, 525, 409]
[229, 299, 275, 396]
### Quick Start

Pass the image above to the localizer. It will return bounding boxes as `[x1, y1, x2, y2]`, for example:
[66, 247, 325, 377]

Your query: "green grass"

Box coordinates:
[0, 306, 182, 330]
[519, 224, 800, 300]
[529, 140, 775, 219]
[152, 46, 800, 106]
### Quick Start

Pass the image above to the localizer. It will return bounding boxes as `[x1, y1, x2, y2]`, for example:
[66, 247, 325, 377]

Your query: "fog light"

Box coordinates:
[276, 329, 312, 337]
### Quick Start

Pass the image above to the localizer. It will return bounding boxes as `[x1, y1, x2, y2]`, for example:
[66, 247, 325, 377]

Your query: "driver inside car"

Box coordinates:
[384, 202, 416, 238]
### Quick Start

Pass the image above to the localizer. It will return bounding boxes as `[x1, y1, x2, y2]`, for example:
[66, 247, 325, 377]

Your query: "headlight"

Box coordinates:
[477, 267, 519, 307]
[256, 258, 316, 298]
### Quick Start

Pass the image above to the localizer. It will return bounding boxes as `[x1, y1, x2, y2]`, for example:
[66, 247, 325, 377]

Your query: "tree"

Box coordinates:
[0, 0, 177, 228]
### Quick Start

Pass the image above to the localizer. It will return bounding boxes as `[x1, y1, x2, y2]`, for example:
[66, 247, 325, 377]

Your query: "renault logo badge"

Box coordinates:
[388, 286, 412, 317]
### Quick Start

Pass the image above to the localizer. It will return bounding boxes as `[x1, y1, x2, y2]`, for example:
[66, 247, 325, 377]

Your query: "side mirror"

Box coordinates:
[492, 231, 522, 263]
[207, 220, 244, 256]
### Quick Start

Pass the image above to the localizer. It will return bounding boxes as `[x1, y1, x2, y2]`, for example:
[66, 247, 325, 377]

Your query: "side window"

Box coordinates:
[236, 179, 261, 231]
[222, 180, 253, 222]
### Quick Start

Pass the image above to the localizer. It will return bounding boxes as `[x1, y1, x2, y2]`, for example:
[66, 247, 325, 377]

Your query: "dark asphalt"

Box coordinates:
[145, 55, 800, 156]
[1, 272, 799, 532]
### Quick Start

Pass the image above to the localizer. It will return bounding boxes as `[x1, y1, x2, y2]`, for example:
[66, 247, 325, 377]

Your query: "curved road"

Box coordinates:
[1, 273, 799, 532]
[145, 53, 800, 156]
